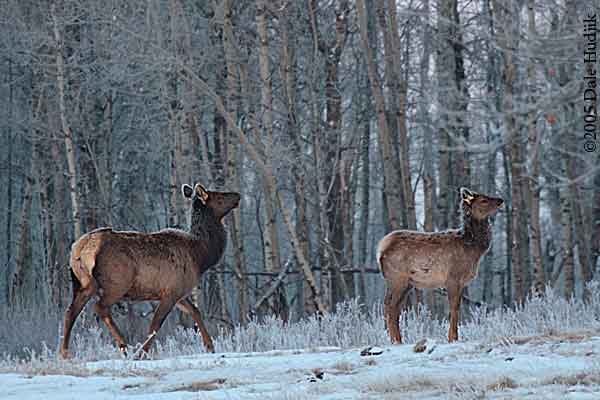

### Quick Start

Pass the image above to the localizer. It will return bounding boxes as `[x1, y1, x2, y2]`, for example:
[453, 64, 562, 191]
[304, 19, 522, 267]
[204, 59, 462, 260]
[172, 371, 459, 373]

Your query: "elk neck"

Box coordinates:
[460, 210, 492, 252]
[190, 206, 227, 267]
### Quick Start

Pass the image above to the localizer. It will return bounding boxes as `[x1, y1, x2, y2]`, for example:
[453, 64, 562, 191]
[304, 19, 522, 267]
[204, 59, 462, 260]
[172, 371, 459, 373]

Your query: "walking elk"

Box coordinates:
[377, 187, 503, 343]
[60, 183, 240, 359]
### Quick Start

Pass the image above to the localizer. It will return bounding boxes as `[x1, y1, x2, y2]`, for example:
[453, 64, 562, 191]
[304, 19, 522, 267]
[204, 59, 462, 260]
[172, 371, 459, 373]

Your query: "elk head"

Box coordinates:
[182, 183, 241, 222]
[460, 187, 504, 220]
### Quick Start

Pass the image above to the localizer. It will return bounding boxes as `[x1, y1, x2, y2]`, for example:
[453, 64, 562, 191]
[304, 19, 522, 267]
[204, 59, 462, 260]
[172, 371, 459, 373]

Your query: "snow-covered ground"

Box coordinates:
[2, 332, 600, 399]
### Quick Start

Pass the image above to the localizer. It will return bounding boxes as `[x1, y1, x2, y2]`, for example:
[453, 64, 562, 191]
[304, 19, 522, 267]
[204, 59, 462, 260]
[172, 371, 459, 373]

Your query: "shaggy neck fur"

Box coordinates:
[190, 200, 227, 267]
[460, 203, 492, 252]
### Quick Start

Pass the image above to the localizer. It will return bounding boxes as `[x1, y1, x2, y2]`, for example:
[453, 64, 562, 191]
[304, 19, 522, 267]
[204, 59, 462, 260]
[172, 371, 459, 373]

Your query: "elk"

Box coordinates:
[377, 187, 504, 343]
[60, 183, 240, 359]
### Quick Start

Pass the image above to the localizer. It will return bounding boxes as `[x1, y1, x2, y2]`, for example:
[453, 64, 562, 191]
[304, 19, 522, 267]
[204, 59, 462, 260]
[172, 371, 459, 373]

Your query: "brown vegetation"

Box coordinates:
[169, 378, 228, 392]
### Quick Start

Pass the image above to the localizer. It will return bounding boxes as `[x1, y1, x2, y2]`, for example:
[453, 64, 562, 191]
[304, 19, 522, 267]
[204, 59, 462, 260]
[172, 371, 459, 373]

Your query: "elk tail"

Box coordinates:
[376, 243, 384, 272]
[375, 237, 389, 278]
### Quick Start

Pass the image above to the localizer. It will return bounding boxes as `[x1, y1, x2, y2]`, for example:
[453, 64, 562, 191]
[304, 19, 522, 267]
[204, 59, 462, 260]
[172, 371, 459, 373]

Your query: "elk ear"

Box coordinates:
[182, 184, 193, 198]
[194, 183, 209, 203]
[460, 187, 475, 205]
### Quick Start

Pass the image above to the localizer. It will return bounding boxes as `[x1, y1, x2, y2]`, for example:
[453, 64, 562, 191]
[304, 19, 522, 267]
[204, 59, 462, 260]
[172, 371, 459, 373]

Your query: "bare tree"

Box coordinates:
[356, 0, 402, 231]
[526, 0, 544, 295]
[52, 3, 82, 240]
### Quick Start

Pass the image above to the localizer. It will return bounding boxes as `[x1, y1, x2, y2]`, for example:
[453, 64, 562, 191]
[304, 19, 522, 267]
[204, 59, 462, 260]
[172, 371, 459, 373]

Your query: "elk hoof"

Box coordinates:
[60, 348, 72, 360]
[390, 335, 403, 345]
[119, 345, 128, 358]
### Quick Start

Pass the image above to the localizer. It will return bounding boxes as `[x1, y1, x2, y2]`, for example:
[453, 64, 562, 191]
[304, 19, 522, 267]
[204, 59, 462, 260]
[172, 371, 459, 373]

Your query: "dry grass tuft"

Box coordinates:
[261, 391, 311, 400]
[330, 360, 354, 374]
[486, 376, 518, 391]
[121, 382, 153, 391]
[363, 358, 377, 366]
[497, 330, 599, 347]
[448, 383, 486, 399]
[22, 365, 93, 378]
[169, 378, 228, 392]
[365, 376, 438, 394]
[19, 364, 165, 379]
[543, 371, 600, 387]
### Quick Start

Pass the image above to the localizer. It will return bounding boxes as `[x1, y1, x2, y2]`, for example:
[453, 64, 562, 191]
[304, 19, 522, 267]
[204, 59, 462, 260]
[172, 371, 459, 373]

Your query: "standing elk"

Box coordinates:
[377, 187, 504, 343]
[60, 183, 240, 359]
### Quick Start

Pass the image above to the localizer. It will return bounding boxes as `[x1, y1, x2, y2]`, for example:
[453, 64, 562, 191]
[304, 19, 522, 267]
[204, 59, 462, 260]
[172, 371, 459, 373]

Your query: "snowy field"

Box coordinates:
[1, 333, 600, 399]
[2, 287, 600, 399]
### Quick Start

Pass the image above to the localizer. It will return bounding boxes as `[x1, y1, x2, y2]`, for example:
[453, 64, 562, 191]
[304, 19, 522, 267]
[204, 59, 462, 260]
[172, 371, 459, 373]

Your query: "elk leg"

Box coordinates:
[93, 303, 128, 355]
[136, 297, 177, 358]
[384, 282, 411, 344]
[60, 286, 94, 359]
[447, 284, 463, 342]
[176, 298, 214, 353]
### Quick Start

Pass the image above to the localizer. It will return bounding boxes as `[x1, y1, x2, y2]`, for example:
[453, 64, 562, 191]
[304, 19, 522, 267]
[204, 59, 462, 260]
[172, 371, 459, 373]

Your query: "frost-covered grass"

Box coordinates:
[216, 283, 600, 353]
[1, 283, 600, 373]
[460, 283, 600, 343]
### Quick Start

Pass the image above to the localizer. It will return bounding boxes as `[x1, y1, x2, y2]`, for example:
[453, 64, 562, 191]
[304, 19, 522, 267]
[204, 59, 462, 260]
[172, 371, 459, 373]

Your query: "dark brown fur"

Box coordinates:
[60, 183, 240, 359]
[377, 187, 503, 343]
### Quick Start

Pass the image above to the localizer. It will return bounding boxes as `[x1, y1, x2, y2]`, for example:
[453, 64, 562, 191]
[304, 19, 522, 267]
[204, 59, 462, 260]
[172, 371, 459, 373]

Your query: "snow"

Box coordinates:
[2, 334, 600, 399]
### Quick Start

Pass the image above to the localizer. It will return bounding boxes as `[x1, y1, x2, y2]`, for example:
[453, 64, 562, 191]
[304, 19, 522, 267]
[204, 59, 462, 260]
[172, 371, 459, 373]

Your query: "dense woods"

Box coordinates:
[0, 0, 597, 334]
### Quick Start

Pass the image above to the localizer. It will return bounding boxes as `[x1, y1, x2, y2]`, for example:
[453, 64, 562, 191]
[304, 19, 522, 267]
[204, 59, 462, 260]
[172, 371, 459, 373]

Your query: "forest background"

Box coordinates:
[0, 0, 598, 350]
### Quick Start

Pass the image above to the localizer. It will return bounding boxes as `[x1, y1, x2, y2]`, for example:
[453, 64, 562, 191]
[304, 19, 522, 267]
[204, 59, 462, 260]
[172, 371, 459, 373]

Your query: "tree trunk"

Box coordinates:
[571, 171, 593, 299]
[436, 0, 456, 230]
[4, 57, 14, 306]
[256, 0, 284, 315]
[495, 0, 525, 304]
[561, 170, 575, 298]
[526, 0, 544, 295]
[421, 0, 434, 234]
[102, 92, 114, 227]
[50, 136, 69, 307]
[11, 175, 34, 307]
[376, 0, 416, 230]
[502, 151, 512, 306]
[223, 0, 248, 323]
[52, 4, 81, 240]
[480, 0, 499, 305]
[12, 75, 45, 307]
[356, 0, 402, 231]
[305, 0, 324, 314]
[510, 146, 526, 304]
[356, 72, 371, 303]
[279, 3, 306, 318]
[557, 1, 578, 300]
[208, 4, 230, 323]
[341, 153, 356, 300]
[169, 129, 183, 227]
[419, 0, 437, 312]
[307, 0, 352, 309]
[389, 1, 416, 230]
[449, 0, 470, 228]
